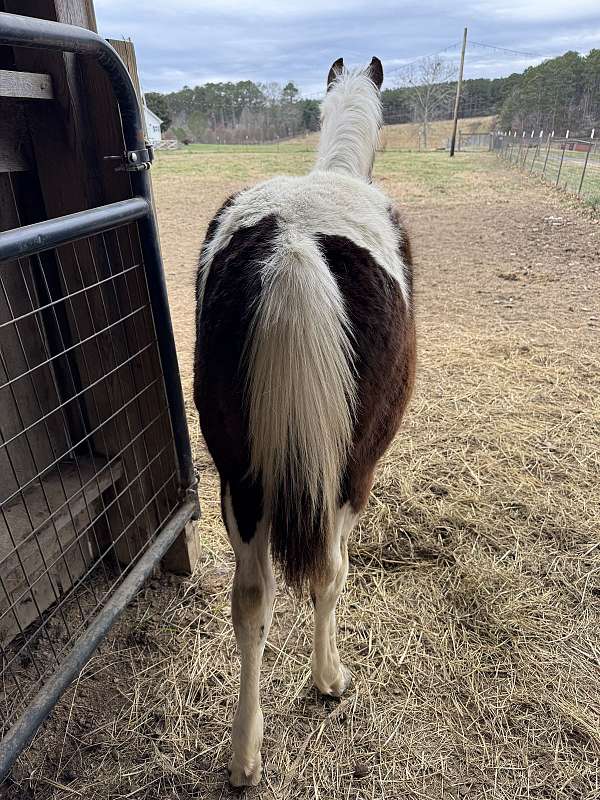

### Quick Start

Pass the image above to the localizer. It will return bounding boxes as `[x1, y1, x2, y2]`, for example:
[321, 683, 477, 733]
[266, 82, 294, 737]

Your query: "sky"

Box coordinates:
[94, 1, 600, 97]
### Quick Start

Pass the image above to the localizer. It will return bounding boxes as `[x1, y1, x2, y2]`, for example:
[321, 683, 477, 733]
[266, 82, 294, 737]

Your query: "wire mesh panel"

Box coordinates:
[458, 132, 492, 151]
[0, 204, 181, 734]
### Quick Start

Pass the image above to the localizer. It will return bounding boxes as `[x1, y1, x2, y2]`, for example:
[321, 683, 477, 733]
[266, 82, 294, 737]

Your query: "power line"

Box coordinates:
[387, 41, 461, 73]
[468, 40, 540, 59]
[387, 38, 541, 78]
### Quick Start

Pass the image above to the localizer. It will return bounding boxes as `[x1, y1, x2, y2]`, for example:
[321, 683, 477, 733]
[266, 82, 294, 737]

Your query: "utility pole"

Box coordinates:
[449, 27, 467, 157]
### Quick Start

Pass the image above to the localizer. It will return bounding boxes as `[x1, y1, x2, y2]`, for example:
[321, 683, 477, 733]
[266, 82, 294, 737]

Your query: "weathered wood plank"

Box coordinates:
[0, 172, 68, 501]
[0, 455, 123, 646]
[106, 40, 143, 114]
[0, 69, 54, 100]
[0, 102, 32, 172]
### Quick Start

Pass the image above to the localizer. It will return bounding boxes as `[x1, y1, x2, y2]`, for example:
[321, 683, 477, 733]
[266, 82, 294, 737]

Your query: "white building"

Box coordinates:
[143, 105, 163, 145]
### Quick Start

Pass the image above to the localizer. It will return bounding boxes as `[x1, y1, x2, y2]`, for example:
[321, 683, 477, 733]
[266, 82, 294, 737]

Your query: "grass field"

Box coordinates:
[7, 144, 600, 800]
[152, 143, 509, 205]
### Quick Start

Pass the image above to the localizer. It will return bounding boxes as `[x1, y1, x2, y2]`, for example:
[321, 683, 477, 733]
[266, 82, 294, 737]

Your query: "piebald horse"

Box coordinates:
[194, 57, 415, 786]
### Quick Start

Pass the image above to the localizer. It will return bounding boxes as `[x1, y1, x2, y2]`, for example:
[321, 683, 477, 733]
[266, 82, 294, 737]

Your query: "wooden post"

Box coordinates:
[449, 27, 467, 158]
[107, 39, 147, 137]
[105, 39, 198, 574]
[161, 522, 200, 574]
[89, 35, 197, 575]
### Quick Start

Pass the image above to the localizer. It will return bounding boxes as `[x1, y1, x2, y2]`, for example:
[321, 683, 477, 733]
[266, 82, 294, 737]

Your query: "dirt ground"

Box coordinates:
[3, 149, 599, 800]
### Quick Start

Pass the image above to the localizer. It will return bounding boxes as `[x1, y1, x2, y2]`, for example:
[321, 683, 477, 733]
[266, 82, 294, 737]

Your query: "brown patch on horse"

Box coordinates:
[317, 226, 415, 512]
[388, 205, 413, 293]
[194, 213, 279, 543]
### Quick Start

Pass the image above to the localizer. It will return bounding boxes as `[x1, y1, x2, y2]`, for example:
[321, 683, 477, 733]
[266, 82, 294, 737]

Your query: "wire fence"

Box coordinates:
[497, 133, 600, 207]
[0, 214, 182, 737]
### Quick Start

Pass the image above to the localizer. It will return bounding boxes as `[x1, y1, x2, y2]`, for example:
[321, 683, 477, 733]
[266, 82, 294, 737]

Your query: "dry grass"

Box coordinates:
[5, 150, 600, 800]
[284, 115, 496, 151]
[380, 115, 495, 151]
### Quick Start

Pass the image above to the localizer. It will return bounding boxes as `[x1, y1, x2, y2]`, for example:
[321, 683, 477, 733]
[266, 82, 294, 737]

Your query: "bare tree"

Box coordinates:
[398, 57, 457, 149]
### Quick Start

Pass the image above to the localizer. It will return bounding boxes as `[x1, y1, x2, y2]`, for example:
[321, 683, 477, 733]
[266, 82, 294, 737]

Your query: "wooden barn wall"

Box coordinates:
[0, 0, 178, 588]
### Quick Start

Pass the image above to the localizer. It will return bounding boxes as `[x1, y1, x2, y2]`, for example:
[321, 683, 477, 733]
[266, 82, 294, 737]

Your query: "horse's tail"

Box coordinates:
[245, 228, 356, 590]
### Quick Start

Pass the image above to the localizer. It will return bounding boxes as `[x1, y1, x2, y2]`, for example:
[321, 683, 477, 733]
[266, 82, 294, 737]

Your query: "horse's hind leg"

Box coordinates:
[222, 480, 275, 787]
[310, 503, 358, 696]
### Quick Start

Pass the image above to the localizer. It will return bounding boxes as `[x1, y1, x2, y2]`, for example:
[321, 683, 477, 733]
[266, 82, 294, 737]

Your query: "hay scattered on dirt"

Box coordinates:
[5, 153, 600, 800]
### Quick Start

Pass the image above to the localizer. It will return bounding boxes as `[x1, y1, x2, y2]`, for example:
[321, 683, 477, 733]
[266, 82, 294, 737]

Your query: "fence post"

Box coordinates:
[542, 134, 552, 177]
[578, 142, 592, 197]
[529, 142, 539, 174]
[556, 138, 567, 186]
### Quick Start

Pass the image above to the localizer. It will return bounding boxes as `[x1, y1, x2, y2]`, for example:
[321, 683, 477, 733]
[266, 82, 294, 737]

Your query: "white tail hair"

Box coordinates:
[245, 228, 356, 586]
[314, 67, 383, 179]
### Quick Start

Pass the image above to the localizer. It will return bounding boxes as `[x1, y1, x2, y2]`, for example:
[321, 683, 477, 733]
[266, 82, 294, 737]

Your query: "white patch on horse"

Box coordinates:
[198, 173, 410, 310]
[311, 502, 358, 696]
[315, 67, 382, 179]
[223, 484, 275, 787]
[197, 65, 409, 312]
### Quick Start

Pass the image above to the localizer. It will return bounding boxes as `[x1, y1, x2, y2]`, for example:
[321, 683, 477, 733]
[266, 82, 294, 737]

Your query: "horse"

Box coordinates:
[194, 56, 416, 786]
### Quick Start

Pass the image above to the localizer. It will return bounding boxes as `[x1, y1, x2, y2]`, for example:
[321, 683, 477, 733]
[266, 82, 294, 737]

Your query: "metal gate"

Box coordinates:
[457, 132, 493, 152]
[0, 11, 198, 778]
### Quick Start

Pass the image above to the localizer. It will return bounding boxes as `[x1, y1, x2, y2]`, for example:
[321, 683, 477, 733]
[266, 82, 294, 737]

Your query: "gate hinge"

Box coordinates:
[104, 143, 154, 172]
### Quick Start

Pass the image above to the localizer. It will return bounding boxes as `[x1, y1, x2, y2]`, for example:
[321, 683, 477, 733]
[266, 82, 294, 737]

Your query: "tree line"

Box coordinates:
[497, 50, 600, 134]
[146, 80, 320, 144]
[381, 75, 511, 126]
[145, 50, 600, 145]
[382, 51, 600, 135]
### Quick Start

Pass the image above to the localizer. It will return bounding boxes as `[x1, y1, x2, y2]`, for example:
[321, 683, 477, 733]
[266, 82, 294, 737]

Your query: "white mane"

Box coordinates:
[313, 67, 383, 180]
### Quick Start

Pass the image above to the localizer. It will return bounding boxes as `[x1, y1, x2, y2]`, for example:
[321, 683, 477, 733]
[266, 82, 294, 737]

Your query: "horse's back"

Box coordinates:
[194, 173, 415, 518]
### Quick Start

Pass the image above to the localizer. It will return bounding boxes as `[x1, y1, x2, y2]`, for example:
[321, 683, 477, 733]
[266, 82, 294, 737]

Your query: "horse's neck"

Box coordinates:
[314, 75, 381, 180]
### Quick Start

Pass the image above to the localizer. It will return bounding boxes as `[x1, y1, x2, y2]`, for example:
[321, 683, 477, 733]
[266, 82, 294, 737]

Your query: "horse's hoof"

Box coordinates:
[228, 753, 262, 787]
[315, 664, 352, 698]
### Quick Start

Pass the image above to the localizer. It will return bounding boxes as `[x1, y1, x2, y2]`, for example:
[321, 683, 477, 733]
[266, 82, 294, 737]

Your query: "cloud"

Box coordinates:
[94, 0, 599, 95]
[473, 0, 598, 23]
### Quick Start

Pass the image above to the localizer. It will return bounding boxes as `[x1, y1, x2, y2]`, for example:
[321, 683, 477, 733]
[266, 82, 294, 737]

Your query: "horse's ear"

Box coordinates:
[327, 58, 344, 91]
[368, 56, 384, 90]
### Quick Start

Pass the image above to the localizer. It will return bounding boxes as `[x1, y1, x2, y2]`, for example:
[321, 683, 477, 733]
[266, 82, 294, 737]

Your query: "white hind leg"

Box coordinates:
[310, 503, 357, 696]
[223, 484, 275, 787]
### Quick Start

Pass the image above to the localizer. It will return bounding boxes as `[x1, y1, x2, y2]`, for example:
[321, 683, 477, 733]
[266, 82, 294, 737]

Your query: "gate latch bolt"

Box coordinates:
[104, 143, 154, 172]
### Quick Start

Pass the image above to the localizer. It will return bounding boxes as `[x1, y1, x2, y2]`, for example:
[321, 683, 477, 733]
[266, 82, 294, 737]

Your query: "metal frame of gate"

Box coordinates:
[0, 12, 198, 779]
